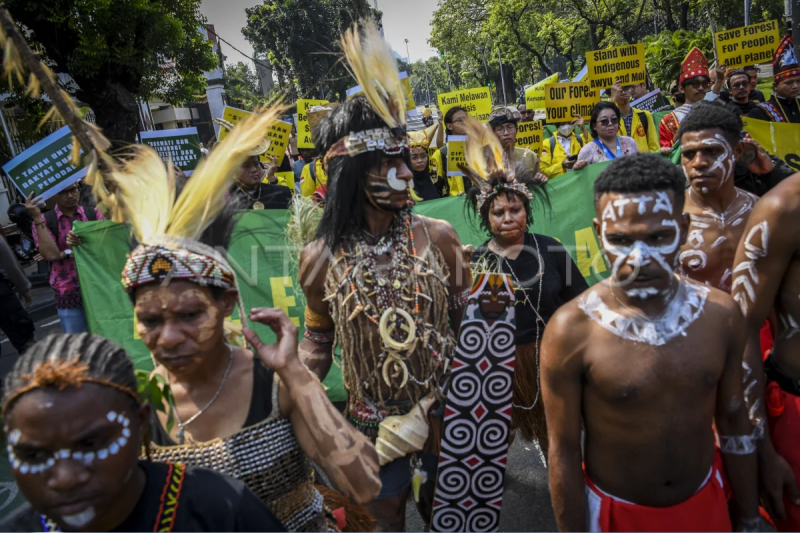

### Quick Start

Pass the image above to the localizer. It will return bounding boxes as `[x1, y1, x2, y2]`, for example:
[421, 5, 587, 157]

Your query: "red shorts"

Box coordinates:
[766, 382, 800, 532]
[583, 452, 732, 532]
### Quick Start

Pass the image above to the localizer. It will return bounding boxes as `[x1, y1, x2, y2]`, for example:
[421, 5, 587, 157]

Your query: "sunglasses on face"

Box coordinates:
[598, 118, 620, 127]
[620, 86, 636, 93]
[731, 81, 749, 89]
[685, 79, 710, 89]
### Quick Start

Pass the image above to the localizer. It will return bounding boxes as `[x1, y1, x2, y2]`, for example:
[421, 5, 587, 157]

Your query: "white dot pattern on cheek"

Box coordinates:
[6, 411, 131, 475]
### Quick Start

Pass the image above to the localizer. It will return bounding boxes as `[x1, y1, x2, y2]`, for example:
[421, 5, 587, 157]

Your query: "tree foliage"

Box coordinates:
[243, 0, 380, 102]
[223, 61, 268, 110]
[430, 0, 784, 103]
[7, 0, 218, 143]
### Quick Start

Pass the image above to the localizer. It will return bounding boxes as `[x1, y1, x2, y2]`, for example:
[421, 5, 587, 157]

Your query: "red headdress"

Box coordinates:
[680, 47, 709, 84]
[774, 34, 799, 83]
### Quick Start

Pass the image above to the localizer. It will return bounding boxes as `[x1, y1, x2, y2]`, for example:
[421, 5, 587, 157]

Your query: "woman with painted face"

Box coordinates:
[574, 102, 639, 170]
[0, 333, 286, 532]
[92, 110, 380, 532]
[462, 116, 588, 460]
[408, 124, 449, 200]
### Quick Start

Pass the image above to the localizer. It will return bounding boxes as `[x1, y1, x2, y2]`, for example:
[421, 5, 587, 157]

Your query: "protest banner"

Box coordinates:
[437, 87, 493, 122]
[446, 136, 467, 176]
[525, 73, 559, 111]
[297, 99, 329, 148]
[516, 120, 543, 152]
[630, 88, 668, 112]
[349, 71, 418, 114]
[545, 81, 599, 122]
[585, 43, 646, 90]
[270, 170, 296, 191]
[218, 106, 291, 165]
[716, 20, 780, 68]
[140, 128, 201, 176]
[744, 118, 800, 172]
[2, 126, 86, 202]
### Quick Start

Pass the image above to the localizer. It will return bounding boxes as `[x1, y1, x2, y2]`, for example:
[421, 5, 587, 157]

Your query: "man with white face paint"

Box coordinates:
[677, 101, 760, 291]
[732, 171, 800, 532]
[542, 153, 760, 532]
[0, 334, 286, 532]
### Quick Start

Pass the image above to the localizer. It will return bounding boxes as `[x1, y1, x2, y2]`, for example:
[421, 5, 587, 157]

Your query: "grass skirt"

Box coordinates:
[512, 342, 548, 457]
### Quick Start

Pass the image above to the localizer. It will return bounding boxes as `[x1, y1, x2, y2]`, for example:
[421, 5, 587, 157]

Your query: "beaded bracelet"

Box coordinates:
[447, 288, 470, 310]
[304, 328, 335, 345]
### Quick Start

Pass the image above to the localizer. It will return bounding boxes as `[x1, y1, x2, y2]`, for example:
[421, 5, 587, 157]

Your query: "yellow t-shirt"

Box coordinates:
[430, 148, 465, 196]
[300, 159, 327, 197]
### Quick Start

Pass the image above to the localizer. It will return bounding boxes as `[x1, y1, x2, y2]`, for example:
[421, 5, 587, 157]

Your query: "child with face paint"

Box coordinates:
[542, 153, 760, 532]
[0, 334, 286, 533]
[732, 172, 800, 531]
[677, 101, 759, 292]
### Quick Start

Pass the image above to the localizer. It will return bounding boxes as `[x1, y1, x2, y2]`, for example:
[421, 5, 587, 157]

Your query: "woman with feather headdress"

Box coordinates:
[297, 20, 472, 531]
[97, 109, 380, 532]
[462, 115, 588, 462]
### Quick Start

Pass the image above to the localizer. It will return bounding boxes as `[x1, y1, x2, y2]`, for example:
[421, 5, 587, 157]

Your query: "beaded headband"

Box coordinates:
[2, 359, 140, 417]
[122, 241, 235, 293]
[477, 181, 534, 211]
[324, 127, 409, 168]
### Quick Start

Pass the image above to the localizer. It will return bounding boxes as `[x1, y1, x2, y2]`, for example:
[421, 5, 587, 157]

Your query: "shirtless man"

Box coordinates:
[542, 153, 759, 531]
[678, 101, 761, 291]
[732, 171, 800, 531]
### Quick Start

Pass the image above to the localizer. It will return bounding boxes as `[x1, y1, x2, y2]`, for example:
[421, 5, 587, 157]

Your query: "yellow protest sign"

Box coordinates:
[297, 99, 328, 149]
[525, 74, 559, 111]
[438, 88, 493, 123]
[218, 106, 251, 141]
[743, 118, 800, 173]
[516, 121, 543, 152]
[446, 136, 466, 176]
[716, 20, 780, 68]
[585, 43, 646, 90]
[268, 171, 296, 192]
[265, 120, 291, 166]
[545, 82, 599, 122]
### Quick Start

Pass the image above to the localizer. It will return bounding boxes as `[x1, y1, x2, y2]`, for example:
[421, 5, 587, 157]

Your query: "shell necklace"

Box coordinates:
[170, 344, 234, 444]
[491, 234, 544, 410]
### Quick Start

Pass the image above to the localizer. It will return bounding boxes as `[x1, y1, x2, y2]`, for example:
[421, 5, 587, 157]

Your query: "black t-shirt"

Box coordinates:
[472, 233, 588, 344]
[412, 170, 448, 201]
[0, 460, 285, 532]
[232, 184, 292, 210]
[725, 99, 757, 116]
[720, 88, 765, 103]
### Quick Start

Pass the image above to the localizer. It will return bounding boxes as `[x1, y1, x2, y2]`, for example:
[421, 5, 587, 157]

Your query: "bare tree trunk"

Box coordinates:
[680, 1, 690, 29]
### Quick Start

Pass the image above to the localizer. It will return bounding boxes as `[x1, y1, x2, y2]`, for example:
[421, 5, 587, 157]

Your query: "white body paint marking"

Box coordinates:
[632, 196, 653, 214]
[653, 191, 673, 214]
[702, 134, 736, 184]
[61, 507, 96, 529]
[712, 236, 726, 248]
[613, 198, 632, 217]
[679, 249, 708, 270]
[625, 287, 661, 299]
[602, 202, 617, 222]
[779, 313, 800, 340]
[732, 221, 770, 315]
[579, 279, 710, 346]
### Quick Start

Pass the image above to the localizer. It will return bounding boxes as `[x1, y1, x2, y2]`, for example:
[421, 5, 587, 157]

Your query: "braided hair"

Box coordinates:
[3, 333, 139, 417]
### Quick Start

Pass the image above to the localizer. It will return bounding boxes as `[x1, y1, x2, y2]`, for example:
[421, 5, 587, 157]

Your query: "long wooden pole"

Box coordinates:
[0, 5, 107, 173]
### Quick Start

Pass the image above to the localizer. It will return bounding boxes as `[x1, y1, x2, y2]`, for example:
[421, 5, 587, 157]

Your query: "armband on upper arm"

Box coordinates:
[718, 433, 757, 455]
[304, 305, 334, 329]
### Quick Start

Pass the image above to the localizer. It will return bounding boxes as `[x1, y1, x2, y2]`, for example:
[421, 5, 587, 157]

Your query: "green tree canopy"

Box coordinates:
[243, 0, 380, 102]
[7, 0, 218, 144]
[224, 61, 268, 110]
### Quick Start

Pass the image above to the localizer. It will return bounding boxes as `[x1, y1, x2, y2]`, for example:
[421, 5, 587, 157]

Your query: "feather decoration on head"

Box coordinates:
[341, 20, 406, 132]
[459, 115, 532, 211]
[408, 123, 438, 149]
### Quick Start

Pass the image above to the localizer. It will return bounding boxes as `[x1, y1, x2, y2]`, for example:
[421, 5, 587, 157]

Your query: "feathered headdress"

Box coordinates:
[324, 20, 409, 162]
[101, 107, 286, 296]
[213, 117, 270, 156]
[459, 115, 533, 210]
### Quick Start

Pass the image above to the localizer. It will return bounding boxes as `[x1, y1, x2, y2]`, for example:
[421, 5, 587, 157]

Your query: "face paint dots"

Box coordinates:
[6, 410, 131, 475]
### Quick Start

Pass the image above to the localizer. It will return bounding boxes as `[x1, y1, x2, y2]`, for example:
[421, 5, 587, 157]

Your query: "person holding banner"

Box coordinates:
[539, 116, 589, 179]
[298, 22, 471, 531]
[609, 80, 660, 154]
[430, 106, 469, 195]
[749, 34, 800, 124]
[0, 333, 287, 533]
[90, 109, 381, 532]
[543, 153, 760, 532]
[409, 125, 449, 200]
[575, 102, 639, 168]
[26, 185, 105, 334]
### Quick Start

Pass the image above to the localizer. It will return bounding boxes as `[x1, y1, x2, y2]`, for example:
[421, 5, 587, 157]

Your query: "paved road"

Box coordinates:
[405, 437, 557, 532]
[0, 310, 64, 377]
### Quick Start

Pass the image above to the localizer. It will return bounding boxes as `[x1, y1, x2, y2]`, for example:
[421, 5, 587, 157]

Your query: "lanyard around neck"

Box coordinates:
[594, 137, 621, 160]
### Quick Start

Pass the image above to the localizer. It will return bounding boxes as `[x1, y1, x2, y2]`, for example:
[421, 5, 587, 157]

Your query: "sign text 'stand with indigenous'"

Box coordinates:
[2, 126, 86, 202]
[447, 136, 467, 177]
[545, 82, 599, 122]
[525, 73, 559, 111]
[140, 128, 201, 176]
[516, 121, 543, 152]
[297, 99, 329, 149]
[716, 20, 780, 68]
[438, 88, 493, 123]
[585, 43, 647, 90]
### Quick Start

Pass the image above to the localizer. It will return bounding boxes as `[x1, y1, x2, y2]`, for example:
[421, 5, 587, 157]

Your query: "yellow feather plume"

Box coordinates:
[3, 38, 25, 90]
[24, 72, 39, 98]
[462, 115, 504, 179]
[167, 105, 287, 240]
[341, 20, 406, 130]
